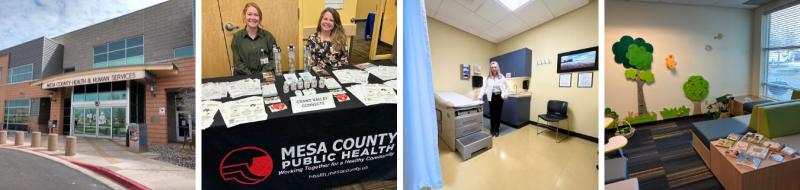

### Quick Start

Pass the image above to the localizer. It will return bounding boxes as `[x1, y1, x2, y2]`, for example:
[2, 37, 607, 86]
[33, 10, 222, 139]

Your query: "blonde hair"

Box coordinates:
[316, 8, 347, 52]
[242, 2, 263, 28]
[490, 61, 503, 78]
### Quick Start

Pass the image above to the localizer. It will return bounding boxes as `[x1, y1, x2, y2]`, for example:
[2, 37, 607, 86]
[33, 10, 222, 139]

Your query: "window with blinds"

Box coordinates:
[764, 3, 800, 100]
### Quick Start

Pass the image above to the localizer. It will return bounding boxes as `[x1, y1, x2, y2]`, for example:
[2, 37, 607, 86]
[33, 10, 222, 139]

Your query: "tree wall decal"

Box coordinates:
[683, 75, 709, 114]
[613, 35, 655, 115]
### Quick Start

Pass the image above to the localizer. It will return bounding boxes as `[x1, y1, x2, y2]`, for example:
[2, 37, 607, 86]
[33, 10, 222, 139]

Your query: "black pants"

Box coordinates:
[489, 93, 503, 134]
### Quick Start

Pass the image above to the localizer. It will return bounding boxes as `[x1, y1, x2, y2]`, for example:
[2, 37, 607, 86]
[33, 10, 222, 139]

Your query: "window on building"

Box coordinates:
[93, 35, 144, 68]
[3, 99, 31, 131]
[64, 67, 75, 73]
[764, 3, 800, 100]
[174, 45, 194, 59]
[8, 64, 33, 83]
[72, 82, 127, 102]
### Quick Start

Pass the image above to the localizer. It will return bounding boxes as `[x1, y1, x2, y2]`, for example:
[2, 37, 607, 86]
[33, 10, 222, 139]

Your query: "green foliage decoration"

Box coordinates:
[639, 70, 655, 84]
[623, 112, 658, 125]
[612, 35, 654, 69]
[626, 44, 653, 70]
[683, 75, 709, 102]
[660, 106, 691, 120]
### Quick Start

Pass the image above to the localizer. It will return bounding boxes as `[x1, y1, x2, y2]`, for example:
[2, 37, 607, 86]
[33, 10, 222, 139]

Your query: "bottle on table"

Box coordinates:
[288, 44, 296, 74]
[273, 45, 281, 74]
[304, 45, 311, 71]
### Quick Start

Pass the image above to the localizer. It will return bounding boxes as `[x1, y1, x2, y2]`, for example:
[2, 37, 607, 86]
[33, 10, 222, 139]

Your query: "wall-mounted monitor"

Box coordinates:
[557, 46, 598, 73]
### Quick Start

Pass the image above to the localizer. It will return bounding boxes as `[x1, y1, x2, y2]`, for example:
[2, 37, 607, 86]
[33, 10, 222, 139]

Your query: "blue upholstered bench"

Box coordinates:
[690, 115, 752, 164]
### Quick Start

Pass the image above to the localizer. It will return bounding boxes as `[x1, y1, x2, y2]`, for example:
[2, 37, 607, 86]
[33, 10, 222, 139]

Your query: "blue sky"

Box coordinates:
[0, 0, 167, 50]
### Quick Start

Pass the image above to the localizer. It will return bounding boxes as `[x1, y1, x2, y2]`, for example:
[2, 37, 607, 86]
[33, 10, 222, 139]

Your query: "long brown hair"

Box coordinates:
[242, 2, 263, 28]
[316, 8, 346, 52]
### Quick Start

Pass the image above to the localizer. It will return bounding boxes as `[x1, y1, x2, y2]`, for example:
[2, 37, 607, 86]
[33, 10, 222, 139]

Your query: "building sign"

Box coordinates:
[43, 71, 146, 89]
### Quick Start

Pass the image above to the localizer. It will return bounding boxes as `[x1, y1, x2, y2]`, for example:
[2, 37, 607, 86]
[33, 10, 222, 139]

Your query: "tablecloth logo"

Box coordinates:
[220, 146, 273, 185]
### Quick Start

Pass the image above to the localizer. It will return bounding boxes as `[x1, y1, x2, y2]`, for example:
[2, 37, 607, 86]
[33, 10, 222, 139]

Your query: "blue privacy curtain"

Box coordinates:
[403, 0, 443, 189]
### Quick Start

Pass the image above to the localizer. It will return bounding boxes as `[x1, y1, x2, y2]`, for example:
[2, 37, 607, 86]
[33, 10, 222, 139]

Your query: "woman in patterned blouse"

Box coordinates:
[306, 8, 349, 68]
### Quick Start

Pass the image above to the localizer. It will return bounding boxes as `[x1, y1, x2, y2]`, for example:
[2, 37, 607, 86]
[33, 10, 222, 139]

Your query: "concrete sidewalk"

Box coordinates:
[1, 132, 195, 190]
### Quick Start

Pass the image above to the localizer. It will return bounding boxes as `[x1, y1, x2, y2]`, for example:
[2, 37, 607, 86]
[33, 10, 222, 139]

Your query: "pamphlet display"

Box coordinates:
[219, 96, 269, 128]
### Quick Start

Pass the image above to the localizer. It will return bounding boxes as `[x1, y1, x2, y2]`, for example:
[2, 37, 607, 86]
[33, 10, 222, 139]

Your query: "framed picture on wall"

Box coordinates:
[577, 72, 593, 88]
[559, 73, 571, 87]
[460, 64, 470, 80]
[557, 46, 599, 73]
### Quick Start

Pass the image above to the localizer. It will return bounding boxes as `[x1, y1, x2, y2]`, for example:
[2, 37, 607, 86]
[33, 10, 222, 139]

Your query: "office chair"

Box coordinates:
[537, 100, 569, 143]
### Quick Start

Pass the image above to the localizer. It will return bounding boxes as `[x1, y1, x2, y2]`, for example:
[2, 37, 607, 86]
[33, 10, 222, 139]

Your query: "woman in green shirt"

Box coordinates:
[231, 2, 278, 75]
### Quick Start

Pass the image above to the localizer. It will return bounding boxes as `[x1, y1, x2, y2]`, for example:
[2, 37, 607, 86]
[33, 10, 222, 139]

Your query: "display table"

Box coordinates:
[709, 140, 800, 190]
[201, 61, 397, 189]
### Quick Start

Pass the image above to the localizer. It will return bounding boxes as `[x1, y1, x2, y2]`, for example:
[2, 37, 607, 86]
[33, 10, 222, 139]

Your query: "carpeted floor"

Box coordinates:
[611, 116, 724, 190]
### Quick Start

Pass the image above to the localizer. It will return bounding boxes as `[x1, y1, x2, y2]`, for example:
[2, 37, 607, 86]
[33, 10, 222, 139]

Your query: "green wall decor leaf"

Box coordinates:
[626, 44, 653, 70]
[624, 69, 638, 80]
[612, 35, 654, 68]
[639, 70, 655, 84]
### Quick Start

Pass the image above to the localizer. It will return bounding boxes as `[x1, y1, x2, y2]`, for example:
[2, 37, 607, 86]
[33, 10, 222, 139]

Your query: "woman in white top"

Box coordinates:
[476, 61, 509, 137]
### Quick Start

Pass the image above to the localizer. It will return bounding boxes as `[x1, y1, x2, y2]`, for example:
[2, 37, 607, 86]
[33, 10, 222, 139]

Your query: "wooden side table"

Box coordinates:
[730, 95, 763, 116]
[709, 141, 800, 190]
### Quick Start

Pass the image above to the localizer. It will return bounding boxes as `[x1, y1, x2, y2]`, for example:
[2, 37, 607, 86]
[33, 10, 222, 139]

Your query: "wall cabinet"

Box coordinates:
[490, 48, 532, 77]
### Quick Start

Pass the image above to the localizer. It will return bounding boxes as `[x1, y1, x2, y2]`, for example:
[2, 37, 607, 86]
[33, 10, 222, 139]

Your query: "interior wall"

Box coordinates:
[496, 0, 599, 138]
[356, 0, 381, 19]
[605, 0, 752, 120]
[427, 18, 495, 99]
[302, 0, 357, 29]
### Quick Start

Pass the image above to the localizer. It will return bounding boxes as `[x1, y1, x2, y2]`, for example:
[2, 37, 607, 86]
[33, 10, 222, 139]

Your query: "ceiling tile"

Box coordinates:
[514, 0, 554, 28]
[475, 0, 511, 23]
[496, 14, 528, 35]
[466, 13, 495, 32]
[425, 0, 444, 17]
[543, 0, 589, 17]
[434, 0, 473, 30]
[483, 26, 511, 41]
[455, 0, 487, 11]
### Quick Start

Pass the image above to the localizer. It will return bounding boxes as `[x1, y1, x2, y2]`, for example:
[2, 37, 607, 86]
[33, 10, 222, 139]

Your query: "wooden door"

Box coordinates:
[203, 0, 300, 78]
[201, 0, 232, 78]
[219, 0, 300, 74]
[379, 0, 396, 45]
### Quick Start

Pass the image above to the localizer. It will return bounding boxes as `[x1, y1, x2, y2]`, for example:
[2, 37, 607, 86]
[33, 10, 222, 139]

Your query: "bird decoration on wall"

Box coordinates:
[666, 54, 677, 70]
[714, 33, 724, 40]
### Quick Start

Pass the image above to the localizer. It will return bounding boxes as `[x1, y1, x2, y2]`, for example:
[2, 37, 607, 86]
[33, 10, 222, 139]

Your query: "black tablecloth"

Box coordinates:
[202, 61, 397, 189]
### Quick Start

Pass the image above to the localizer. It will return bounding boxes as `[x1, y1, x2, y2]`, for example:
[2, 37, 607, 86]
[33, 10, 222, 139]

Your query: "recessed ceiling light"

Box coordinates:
[498, 0, 530, 11]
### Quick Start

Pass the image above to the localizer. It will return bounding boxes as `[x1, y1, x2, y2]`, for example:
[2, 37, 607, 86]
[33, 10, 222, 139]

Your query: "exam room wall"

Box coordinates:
[427, 17, 495, 99]
[605, 0, 751, 121]
[496, 0, 599, 138]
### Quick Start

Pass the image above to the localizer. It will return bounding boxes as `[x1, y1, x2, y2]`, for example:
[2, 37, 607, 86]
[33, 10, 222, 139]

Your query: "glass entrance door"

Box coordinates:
[73, 108, 85, 135]
[84, 108, 97, 136]
[97, 108, 112, 138]
[176, 111, 194, 142]
[72, 107, 126, 138]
